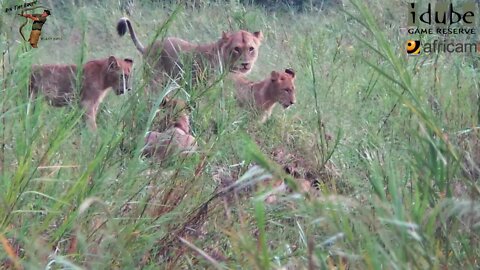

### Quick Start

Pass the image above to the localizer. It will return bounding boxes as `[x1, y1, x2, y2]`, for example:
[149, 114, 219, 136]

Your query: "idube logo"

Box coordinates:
[407, 2, 475, 34]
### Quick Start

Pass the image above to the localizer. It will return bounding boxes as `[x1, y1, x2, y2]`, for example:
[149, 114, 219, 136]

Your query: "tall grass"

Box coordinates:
[0, 0, 479, 269]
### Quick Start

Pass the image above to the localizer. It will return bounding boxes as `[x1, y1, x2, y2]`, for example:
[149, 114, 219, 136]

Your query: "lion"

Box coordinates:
[263, 178, 313, 204]
[142, 113, 197, 162]
[151, 97, 191, 132]
[116, 17, 263, 88]
[29, 56, 134, 130]
[233, 68, 296, 123]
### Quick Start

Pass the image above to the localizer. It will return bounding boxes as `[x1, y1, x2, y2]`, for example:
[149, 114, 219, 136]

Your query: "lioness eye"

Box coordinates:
[249, 47, 254, 52]
[234, 47, 241, 53]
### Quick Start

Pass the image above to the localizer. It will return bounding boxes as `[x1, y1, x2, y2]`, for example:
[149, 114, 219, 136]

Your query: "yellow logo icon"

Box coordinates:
[406, 40, 421, 55]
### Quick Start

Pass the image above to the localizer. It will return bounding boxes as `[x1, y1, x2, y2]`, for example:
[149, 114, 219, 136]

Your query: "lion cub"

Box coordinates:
[233, 68, 296, 123]
[264, 178, 312, 204]
[29, 56, 133, 130]
[151, 97, 191, 132]
[142, 99, 197, 162]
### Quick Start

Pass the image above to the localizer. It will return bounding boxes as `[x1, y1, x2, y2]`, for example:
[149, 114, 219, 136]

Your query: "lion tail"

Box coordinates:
[117, 17, 145, 55]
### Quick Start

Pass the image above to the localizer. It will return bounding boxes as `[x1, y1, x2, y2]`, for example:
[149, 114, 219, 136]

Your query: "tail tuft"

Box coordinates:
[116, 17, 129, 36]
[115, 17, 145, 54]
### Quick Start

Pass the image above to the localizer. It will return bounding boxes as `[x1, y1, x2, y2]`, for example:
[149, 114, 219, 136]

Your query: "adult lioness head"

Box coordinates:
[220, 30, 263, 74]
[270, 68, 296, 108]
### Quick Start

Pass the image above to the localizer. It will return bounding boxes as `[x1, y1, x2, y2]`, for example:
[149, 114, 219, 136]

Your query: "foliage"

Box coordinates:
[0, 0, 479, 268]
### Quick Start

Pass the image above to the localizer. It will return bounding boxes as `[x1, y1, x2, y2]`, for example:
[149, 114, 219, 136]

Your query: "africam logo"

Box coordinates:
[406, 40, 421, 55]
[4, 1, 53, 49]
[406, 39, 480, 55]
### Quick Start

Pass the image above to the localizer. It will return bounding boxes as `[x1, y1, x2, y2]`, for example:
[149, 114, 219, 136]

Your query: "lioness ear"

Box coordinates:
[253, 31, 263, 41]
[160, 96, 171, 107]
[285, 68, 295, 78]
[222, 31, 230, 41]
[124, 58, 134, 65]
[108, 56, 119, 70]
[271, 71, 279, 81]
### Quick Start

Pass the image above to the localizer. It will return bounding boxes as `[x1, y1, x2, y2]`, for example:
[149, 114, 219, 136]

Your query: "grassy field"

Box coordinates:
[0, 0, 479, 268]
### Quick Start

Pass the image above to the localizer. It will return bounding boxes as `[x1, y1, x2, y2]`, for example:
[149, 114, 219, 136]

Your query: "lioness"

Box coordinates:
[233, 68, 296, 123]
[116, 17, 263, 88]
[29, 56, 134, 130]
[142, 113, 197, 162]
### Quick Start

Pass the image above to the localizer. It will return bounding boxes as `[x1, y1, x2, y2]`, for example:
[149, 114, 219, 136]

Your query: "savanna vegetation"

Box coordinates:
[0, 0, 479, 268]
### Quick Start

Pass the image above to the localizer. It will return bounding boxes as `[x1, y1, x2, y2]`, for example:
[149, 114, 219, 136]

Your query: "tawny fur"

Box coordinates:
[29, 56, 133, 131]
[263, 178, 313, 204]
[151, 97, 191, 132]
[116, 17, 263, 89]
[142, 114, 197, 162]
[233, 68, 296, 123]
